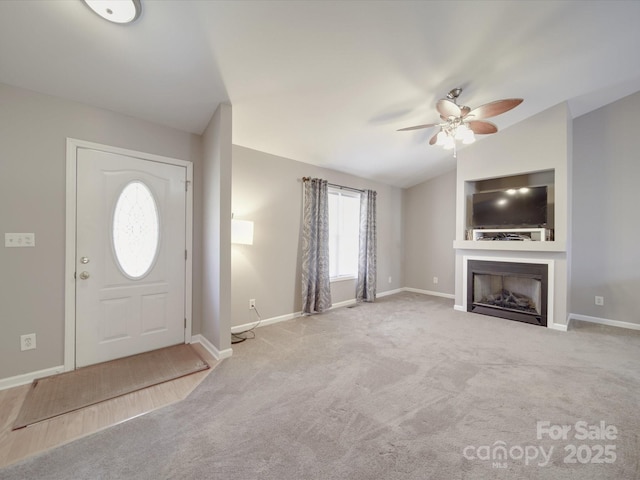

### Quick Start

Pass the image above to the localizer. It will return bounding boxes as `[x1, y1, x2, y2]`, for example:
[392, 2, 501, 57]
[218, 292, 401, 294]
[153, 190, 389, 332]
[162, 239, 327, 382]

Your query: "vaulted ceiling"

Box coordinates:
[1, 1, 639, 187]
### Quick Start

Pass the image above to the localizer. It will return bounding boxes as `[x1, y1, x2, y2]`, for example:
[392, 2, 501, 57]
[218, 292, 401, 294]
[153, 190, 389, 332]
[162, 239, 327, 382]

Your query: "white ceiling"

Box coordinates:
[1, 1, 639, 188]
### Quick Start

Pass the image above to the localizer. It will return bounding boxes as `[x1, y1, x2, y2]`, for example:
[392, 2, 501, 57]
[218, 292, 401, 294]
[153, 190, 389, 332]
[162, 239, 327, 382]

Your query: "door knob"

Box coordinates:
[79, 271, 90, 280]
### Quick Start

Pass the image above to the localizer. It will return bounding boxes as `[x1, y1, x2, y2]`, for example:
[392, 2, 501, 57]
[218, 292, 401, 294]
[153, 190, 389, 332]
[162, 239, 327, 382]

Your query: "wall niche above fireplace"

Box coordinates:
[464, 169, 555, 239]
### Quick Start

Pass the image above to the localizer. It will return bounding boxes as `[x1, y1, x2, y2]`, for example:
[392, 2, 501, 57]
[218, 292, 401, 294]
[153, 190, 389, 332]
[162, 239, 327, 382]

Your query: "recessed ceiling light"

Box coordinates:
[83, 0, 142, 24]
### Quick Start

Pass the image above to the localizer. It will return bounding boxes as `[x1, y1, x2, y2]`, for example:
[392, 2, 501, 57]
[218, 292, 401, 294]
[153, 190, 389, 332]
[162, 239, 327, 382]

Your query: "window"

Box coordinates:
[328, 187, 360, 279]
[112, 180, 160, 279]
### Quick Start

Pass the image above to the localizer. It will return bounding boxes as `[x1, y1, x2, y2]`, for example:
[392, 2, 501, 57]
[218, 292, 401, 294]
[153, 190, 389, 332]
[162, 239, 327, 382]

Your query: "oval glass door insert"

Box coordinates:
[113, 181, 160, 278]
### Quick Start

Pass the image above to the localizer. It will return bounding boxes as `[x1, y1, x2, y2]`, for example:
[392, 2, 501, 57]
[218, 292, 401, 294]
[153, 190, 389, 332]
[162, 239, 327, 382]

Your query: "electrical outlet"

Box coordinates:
[249, 299, 256, 309]
[21, 333, 36, 351]
[595, 296, 604, 306]
[388, 276, 392, 284]
[433, 276, 439, 284]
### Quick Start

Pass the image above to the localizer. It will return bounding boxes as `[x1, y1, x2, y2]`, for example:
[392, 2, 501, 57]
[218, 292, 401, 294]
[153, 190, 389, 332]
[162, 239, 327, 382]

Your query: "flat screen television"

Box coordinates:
[472, 186, 547, 228]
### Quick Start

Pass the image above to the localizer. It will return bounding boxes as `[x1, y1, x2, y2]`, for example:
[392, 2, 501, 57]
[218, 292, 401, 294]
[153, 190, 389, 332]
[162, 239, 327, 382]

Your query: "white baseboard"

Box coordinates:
[231, 288, 458, 333]
[568, 313, 640, 331]
[403, 287, 455, 300]
[330, 299, 357, 310]
[0, 365, 65, 391]
[231, 311, 301, 334]
[547, 322, 568, 332]
[191, 334, 233, 360]
[231, 301, 363, 334]
[231, 293, 398, 333]
[378, 288, 405, 298]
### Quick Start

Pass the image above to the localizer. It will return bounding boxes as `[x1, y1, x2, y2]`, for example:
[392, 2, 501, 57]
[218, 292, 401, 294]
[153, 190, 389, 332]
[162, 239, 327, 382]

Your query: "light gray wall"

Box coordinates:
[571, 91, 640, 325]
[0, 83, 203, 381]
[231, 145, 403, 328]
[201, 104, 233, 351]
[403, 170, 456, 295]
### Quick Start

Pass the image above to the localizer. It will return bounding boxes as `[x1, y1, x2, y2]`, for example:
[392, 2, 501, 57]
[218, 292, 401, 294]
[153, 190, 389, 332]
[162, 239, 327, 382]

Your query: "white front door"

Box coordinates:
[75, 147, 188, 367]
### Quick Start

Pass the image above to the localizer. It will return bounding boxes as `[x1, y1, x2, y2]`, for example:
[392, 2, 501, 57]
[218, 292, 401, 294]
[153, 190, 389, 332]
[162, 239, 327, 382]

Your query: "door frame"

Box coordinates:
[64, 138, 193, 371]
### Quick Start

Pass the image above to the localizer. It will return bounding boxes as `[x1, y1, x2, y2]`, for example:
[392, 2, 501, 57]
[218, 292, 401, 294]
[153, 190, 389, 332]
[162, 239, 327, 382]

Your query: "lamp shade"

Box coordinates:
[231, 219, 254, 245]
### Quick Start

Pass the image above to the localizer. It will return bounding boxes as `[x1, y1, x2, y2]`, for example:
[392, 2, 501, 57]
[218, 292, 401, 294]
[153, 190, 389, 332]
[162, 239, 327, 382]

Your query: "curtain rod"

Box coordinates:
[302, 176, 366, 194]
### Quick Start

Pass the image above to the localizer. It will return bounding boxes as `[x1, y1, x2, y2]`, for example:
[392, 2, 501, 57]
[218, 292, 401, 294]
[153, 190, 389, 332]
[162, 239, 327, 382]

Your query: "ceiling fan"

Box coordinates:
[398, 88, 523, 156]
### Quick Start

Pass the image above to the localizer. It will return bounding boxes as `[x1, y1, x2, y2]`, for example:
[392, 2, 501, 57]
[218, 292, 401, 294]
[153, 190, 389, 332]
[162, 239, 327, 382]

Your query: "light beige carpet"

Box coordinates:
[13, 343, 209, 430]
[4, 294, 640, 479]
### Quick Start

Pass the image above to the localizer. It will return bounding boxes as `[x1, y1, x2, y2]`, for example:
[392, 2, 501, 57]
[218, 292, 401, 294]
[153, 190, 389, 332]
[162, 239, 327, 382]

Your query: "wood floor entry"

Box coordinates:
[14, 344, 209, 430]
[0, 343, 217, 468]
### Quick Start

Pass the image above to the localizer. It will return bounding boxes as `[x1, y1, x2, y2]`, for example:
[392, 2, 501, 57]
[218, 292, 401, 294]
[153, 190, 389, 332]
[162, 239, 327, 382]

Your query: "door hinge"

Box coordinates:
[185, 180, 191, 192]
[184, 318, 187, 329]
[185, 249, 188, 260]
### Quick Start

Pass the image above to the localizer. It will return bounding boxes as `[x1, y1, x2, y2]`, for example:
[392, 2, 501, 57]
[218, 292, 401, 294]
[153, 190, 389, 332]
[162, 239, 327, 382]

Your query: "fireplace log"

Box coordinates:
[480, 289, 537, 313]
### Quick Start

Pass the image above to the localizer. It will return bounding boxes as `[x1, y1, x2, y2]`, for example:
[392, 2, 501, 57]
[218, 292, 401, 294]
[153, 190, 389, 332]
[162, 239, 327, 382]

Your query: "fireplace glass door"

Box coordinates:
[473, 274, 541, 315]
[467, 260, 548, 327]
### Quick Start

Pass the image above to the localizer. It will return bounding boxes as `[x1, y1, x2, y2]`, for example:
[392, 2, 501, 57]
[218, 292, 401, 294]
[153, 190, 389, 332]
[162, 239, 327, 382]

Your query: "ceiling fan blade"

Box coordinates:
[397, 123, 438, 132]
[436, 98, 461, 119]
[467, 120, 498, 135]
[460, 106, 471, 117]
[467, 98, 523, 119]
[429, 131, 440, 145]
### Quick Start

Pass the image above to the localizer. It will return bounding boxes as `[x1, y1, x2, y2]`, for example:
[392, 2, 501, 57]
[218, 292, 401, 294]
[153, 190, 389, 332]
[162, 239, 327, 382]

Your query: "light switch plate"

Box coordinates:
[5, 233, 35, 247]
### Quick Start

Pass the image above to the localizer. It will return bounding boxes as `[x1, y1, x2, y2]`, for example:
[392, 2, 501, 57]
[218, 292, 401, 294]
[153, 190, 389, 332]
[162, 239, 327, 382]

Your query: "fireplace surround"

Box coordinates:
[466, 259, 548, 327]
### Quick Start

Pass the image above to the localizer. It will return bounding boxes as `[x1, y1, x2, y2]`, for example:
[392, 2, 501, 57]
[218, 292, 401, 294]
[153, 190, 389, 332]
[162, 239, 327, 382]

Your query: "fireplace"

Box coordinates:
[467, 260, 548, 327]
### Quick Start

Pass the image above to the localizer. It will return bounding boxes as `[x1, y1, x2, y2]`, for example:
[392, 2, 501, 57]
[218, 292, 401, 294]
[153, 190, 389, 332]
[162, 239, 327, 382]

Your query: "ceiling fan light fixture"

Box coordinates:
[461, 127, 476, 144]
[454, 123, 468, 140]
[462, 132, 476, 145]
[443, 136, 455, 150]
[398, 88, 523, 157]
[83, 0, 142, 24]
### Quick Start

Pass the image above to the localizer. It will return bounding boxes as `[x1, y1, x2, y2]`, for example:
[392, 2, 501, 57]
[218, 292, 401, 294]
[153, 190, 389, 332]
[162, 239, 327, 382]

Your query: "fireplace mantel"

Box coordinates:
[454, 240, 566, 253]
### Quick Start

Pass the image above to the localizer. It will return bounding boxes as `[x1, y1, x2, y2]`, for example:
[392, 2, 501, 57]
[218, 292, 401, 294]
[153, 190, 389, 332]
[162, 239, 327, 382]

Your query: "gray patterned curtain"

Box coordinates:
[301, 178, 332, 314]
[356, 189, 377, 302]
